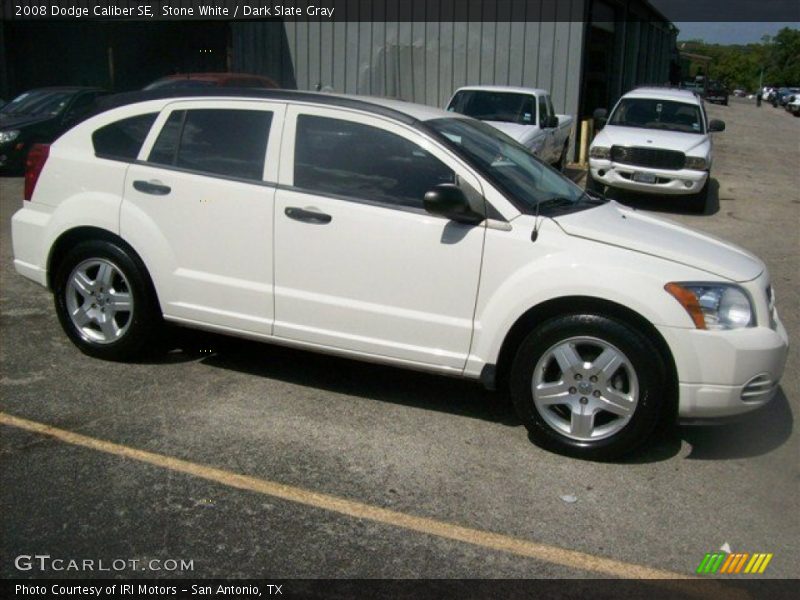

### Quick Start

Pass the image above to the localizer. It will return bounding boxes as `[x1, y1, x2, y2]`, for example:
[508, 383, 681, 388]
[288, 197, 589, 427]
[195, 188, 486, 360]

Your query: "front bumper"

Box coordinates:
[658, 316, 789, 419]
[589, 158, 708, 196]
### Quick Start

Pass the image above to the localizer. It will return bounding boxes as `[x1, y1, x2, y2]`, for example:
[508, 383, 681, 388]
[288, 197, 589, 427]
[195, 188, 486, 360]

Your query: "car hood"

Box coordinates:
[553, 201, 763, 282]
[0, 113, 52, 130]
[483, 121, 537, 143]
[595, 125, 708, 154]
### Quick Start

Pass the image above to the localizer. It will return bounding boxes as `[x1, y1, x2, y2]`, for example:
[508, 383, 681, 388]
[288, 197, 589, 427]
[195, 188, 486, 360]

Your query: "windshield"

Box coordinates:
[608, 98, 704, 134]
[0, 90, 74, 117]
[425, 118, 587, 214]
[447, 91, 535, 125]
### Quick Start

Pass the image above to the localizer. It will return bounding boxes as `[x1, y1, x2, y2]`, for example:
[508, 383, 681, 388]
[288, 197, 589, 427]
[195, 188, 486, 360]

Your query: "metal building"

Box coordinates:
[231, 0, 678, 155]
[1, 1, 678, 157]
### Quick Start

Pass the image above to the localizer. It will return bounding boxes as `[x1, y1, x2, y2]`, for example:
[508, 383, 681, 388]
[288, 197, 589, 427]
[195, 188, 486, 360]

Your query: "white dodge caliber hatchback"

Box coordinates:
[11, 90, 788, 459]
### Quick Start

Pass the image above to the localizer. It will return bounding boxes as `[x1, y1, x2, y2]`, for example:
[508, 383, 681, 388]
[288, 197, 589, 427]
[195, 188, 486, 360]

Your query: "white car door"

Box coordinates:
[121, 100, 286, 334]
[272, 105, 486, 371]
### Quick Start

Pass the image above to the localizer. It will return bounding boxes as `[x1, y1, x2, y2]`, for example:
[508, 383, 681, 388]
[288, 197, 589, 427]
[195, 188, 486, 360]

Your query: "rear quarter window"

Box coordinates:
[92, 113, 158, 161]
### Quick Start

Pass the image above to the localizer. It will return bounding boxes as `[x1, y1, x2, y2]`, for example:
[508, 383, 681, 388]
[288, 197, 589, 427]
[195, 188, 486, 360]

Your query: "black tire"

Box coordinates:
[53, 239, 161, 361]
[509, 314, 666, 460]
[585, 171, 605, 194]
[689, 178, 710, 214]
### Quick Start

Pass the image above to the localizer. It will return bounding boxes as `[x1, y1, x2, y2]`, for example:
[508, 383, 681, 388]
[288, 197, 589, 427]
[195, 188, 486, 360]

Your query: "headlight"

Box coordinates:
[590, 146, 610, 159]
[0, 130, 20, 144]
[665, 282, 754, 330]
[684, 156, 708, 170]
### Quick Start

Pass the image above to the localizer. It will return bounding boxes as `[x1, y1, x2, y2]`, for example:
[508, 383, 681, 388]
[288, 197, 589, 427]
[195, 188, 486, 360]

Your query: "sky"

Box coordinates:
[673, 22, 800, 44]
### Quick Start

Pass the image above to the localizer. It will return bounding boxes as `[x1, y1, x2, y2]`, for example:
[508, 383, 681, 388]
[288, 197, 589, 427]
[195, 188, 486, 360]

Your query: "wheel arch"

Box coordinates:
[493, 295, 678, 422]
[46, 226, 162, 314]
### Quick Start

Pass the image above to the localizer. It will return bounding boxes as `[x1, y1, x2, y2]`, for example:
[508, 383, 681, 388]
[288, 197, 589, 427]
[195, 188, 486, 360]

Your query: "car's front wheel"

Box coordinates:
[54, 239, 161, 361]
[509, 314, 665, 460]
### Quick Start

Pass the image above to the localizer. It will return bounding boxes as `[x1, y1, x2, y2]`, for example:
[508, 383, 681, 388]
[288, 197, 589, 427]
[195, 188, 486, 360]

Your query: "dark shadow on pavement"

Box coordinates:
[681, 389, 793, 460]
[159, 327, 521, 427]
[621, 388, 793, 464]
[604, 178, 720, 216]
[149, 328, 792, 461]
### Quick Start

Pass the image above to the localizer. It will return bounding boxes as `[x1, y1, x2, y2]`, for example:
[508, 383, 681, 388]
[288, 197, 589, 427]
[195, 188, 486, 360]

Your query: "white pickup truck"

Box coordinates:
[588, 87, 726, 210]
[446, 86, 574, 169]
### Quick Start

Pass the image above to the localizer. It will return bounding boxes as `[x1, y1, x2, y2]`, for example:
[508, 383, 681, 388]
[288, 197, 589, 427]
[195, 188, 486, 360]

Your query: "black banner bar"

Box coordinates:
[2, 0, 800, 22]
[3, 579, 800, 600]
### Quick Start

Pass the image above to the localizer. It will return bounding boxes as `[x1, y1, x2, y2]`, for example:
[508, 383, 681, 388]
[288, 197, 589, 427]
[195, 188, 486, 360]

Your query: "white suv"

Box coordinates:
[588, 87, 724, 210]
[11, 90, 788, 459]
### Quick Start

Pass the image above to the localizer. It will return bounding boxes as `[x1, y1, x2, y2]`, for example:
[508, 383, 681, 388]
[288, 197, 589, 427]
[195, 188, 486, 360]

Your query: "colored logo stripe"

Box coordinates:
[744, 553, 774, 574]
[697, 552, 773, 575]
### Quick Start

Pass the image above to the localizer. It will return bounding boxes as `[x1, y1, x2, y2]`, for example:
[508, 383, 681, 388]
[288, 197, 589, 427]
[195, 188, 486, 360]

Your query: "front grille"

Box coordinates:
[741, 374, 775, 403]
[611, 146, 686, 170]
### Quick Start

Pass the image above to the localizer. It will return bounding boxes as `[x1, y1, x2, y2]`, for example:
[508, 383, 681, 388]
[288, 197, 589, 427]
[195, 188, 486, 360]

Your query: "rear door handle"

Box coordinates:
[133, 180, 171, 195]
[285, 206, 332, 224]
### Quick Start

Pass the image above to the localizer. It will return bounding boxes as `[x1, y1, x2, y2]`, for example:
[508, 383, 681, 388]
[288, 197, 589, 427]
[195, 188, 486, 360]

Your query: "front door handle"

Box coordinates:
[133, 180, 171, 195]
[285, 206, 332, 224]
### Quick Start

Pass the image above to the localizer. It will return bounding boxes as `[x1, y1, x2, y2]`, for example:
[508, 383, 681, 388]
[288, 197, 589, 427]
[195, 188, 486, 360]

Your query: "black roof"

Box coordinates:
[91, 88, 420, 126]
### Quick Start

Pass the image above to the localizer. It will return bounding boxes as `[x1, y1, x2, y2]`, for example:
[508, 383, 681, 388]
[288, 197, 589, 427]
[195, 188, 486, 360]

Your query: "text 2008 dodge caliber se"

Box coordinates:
[11, 90, 789, 460]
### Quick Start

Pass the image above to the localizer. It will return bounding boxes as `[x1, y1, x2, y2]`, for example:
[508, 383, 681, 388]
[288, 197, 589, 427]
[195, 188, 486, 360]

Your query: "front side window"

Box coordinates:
[609, 99, 704, 134]
[92, 113, 158, 160]
[148, 108, 273, 181]
[294, 115, 455, 209]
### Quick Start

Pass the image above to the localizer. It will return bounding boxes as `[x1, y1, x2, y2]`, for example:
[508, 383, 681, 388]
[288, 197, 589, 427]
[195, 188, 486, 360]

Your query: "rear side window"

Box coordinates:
[294, 115, 455, 209]
[92, 113, 157, 161]
[148, 109, 273, 181]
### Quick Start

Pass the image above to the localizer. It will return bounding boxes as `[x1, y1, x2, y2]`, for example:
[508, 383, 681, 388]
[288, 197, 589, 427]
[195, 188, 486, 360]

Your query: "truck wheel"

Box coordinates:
[53, 239, 162, 361]
[689, 179, 710, 214]
[585, 171, 605, 194]
[509, 314, 665, 460]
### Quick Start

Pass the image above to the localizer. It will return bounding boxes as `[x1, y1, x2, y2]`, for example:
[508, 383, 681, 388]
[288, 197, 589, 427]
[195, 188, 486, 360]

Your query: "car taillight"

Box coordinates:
[24, 144, 50, 201]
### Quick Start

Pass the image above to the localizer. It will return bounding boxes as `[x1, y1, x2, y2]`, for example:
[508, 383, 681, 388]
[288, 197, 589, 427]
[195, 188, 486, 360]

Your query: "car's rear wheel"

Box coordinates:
[509, 314, 665, 460]
[54, 240, 161, 361]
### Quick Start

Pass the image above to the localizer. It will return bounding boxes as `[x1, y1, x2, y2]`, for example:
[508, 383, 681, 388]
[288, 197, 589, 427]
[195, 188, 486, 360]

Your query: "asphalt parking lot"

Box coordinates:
[1, 98, 798, 580]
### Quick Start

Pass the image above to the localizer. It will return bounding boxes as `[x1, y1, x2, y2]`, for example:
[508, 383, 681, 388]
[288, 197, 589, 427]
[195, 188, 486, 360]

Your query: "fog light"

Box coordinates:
[598, 170, 606, 177]
[684, 180, 693, 188]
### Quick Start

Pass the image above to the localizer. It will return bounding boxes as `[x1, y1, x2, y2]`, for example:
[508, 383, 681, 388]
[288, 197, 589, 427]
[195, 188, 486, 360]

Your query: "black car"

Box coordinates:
[0, 87, 108, 174]
[704, 81, 729, 105]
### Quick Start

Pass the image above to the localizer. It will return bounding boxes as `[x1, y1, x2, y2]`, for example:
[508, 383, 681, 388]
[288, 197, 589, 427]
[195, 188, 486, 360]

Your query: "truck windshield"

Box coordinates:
[426, 118, 588, 214]
[448, 91, 535, 125]
[608, 99, 704, 134]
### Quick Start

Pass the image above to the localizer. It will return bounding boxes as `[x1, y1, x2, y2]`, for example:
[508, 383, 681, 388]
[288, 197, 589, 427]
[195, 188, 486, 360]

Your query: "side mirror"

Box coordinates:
[542, 115, 559, 128]
[593, 108, 608, 129]
[423, 184, 484, 224]
[708, 119, 725, 132]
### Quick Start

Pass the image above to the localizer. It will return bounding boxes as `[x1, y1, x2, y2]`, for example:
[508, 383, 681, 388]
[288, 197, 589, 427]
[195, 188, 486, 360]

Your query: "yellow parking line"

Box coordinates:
[0, 412, 744, 594]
